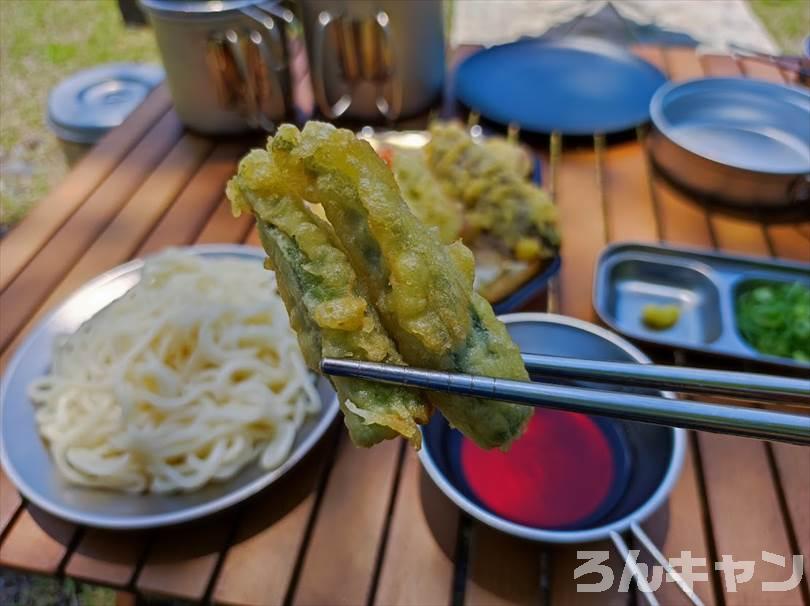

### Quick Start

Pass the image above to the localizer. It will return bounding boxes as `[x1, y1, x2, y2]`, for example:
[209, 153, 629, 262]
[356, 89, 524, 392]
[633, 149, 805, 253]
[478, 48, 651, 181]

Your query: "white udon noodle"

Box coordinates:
[28, 250, 321, 494]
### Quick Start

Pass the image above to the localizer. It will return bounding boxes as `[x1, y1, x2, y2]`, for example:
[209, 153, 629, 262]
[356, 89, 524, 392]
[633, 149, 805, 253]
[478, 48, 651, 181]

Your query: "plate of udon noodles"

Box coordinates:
[0, 245, 339, 529]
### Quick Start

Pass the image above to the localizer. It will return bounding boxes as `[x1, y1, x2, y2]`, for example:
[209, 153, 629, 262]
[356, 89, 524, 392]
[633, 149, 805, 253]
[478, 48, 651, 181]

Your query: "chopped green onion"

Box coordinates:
[735, 281, 810, 363]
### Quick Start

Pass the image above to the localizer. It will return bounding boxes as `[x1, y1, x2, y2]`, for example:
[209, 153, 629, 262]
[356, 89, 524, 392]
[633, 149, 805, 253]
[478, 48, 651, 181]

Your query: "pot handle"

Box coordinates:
[241, 3, 297, 130]
[223, 29, 263, 129]
[205, 5, 294, 132]
[311, 10, 352, 119]
[206, 31, 247, 118]
[374, 10, 401, 122]
[609, 524, 704, 606]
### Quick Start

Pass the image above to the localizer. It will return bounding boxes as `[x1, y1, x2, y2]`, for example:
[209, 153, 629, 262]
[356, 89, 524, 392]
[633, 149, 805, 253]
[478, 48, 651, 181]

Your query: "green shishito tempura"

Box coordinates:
[227, 121, 533, 450]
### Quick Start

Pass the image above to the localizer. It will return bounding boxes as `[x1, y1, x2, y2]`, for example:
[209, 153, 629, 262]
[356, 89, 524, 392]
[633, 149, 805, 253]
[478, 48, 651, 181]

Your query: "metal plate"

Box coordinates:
[358, 127, 560, 313]
[454, 37, 666, 135]
[0, 244, 340, 529]
[418, 313, 686, 544]
[594, 242, 810, 370]
[649, 78, 810, 208]
[651, 78, 810, 175]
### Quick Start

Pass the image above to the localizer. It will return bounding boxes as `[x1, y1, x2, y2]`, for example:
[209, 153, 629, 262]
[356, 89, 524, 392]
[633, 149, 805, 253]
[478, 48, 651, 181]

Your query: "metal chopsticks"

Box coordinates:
[320, 358, 810, 445]
[520, 354, 810, 404]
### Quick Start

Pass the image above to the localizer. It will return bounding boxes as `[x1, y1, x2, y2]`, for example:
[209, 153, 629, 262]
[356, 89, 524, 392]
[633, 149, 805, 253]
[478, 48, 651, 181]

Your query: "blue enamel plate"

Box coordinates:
[455, 37, 667, 135]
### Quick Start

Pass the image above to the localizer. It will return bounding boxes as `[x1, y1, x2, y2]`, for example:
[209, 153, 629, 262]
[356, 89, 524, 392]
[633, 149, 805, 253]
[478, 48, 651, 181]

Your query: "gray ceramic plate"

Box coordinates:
[0, 244, 339, 529]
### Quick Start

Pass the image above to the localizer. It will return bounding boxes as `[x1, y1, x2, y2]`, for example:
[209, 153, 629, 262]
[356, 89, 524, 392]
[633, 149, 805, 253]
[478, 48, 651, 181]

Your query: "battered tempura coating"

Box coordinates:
[227, 155, 429, 448]
[425, 122, 559, 262]
[390, 149, 463, 244]
[248, 122, 532, 449]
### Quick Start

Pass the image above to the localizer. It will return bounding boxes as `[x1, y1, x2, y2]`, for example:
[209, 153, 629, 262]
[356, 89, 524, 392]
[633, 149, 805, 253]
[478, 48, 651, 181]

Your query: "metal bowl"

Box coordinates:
[649, 77, 810, 209]
[418, 313, 686, 544]
[0, 244, 340, 529]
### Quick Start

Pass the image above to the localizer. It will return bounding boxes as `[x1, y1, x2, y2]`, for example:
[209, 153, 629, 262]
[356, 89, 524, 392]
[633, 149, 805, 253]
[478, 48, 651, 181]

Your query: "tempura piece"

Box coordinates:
[425, 122, 559, 262]
[389, 149, 463, 244]
[481, 136, 533, 177]
[227, 154, 430, 448]
[253, 122, 532, 449]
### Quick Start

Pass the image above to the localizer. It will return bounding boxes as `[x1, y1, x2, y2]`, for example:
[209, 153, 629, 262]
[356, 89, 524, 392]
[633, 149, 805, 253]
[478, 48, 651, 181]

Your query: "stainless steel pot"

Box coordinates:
[298, 0, 445, 122]
[648, 77, 810, 209]
[139, 0, 296, 134]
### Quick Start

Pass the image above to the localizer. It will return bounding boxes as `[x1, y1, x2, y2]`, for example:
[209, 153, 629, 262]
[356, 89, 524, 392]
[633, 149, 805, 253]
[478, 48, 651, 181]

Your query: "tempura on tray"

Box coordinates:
[227, 121, 533, 450]
[424, 122, 559, 262]
[389, 149, 463, 244]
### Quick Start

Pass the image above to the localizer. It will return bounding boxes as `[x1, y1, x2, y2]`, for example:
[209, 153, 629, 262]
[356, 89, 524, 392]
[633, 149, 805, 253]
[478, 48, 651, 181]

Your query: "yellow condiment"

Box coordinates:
[641, 304, 681, 330]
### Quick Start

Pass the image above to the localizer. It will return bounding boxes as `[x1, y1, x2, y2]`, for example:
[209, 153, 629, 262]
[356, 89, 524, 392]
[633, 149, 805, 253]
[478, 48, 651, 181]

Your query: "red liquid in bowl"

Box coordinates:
[460, 409, 618, 528]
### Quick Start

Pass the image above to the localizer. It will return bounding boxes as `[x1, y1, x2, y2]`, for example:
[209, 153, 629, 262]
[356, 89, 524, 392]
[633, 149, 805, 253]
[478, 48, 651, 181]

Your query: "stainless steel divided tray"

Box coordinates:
[593, 242, 810, 370]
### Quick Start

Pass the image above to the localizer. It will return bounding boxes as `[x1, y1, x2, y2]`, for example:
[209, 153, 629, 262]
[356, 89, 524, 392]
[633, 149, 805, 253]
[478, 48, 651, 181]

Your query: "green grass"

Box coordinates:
[0, 569, 117, 606]
[749, 0, 809, 54]
[0, 0, 158, 229]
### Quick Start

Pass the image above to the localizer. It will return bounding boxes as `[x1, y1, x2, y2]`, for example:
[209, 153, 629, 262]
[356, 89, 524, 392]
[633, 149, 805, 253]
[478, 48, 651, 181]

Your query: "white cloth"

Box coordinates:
[450, 0, 778, 53]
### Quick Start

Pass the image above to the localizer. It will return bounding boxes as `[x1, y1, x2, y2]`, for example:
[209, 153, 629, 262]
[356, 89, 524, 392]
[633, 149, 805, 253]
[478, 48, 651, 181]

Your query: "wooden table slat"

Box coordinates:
[136, 517, 232, 601]
[0, 110, 185, 356]
[631, 45, 667, 72]
[212, 491, 318, 606]
[549, 542, 628, 606]
[663, 47, 704, 82]
[795, 223, 810, 240]
[196, 197, 255, 245]
[601, 140, 660, 244]
[766, 225, 810, 262]
[0, 467, 22, 536]
[553, 145, 604, 322]
[737, 57, 788, 82]
[640, 443, 719, 606]
[64, 528, 148, 588]
[652, 177, 714, 247]
[771, 444, 810, 593]
[710, 212, 770, 255]
[135, 142, 248, 256]
[698, 435, 806, 605]
[465, 524, 545, 606]
[699, 54, 743, 78]
[0, 506, 77, 574]
[373, 448, 457, 606]
[0, 85, 173, 293]
[291, 434, 401, 606]
[245, 225, 262, 247]
[212, 429, 336, 606]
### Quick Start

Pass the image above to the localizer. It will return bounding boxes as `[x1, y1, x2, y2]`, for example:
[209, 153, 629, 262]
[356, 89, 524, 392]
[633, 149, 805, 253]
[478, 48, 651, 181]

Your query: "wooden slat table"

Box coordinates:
[1, 45, 808, 605]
